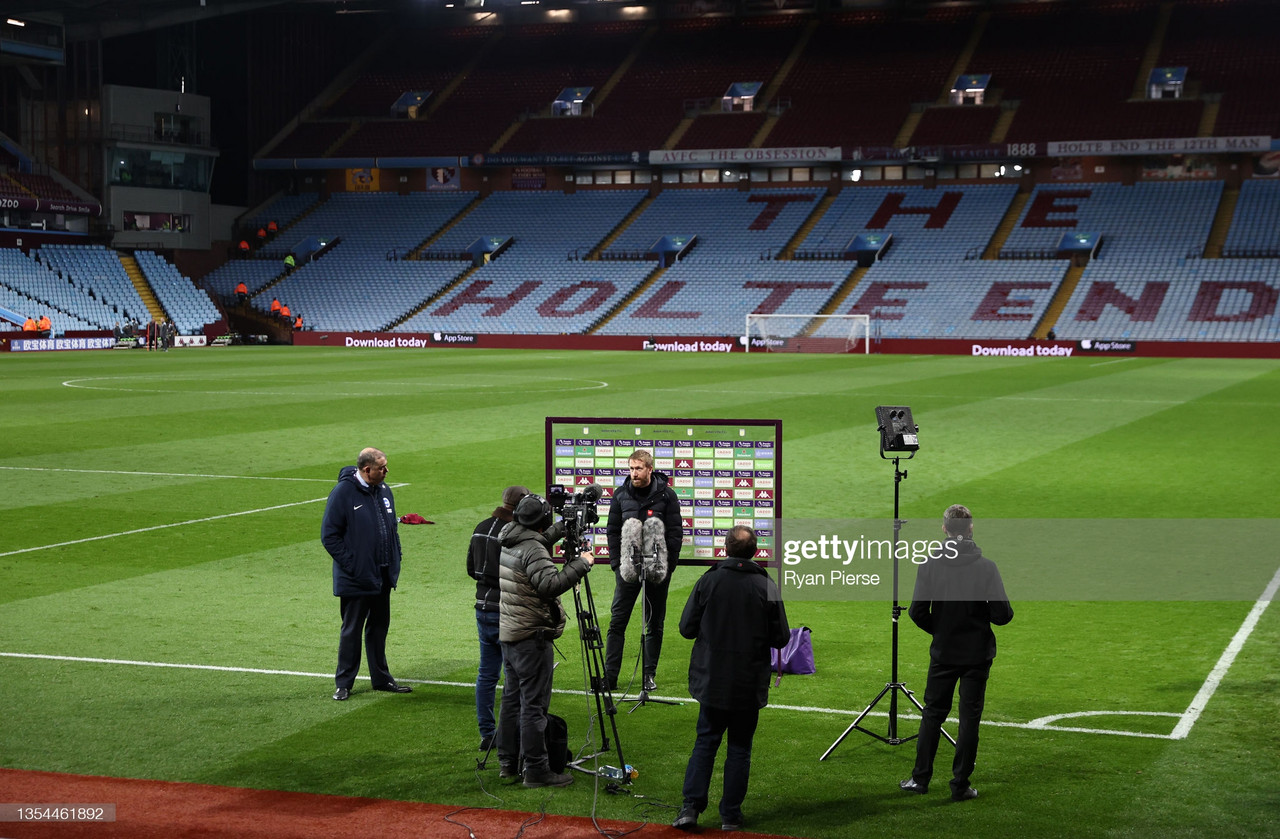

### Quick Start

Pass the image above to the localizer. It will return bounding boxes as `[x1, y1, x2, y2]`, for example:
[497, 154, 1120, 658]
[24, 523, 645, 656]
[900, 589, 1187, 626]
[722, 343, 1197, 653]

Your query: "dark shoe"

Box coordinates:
[332, 687, 350, 701]
[672, 805, 699, 831]
[721, 812, 743, 831]
[523, 768, 574, 788]
[478, 735, 494, 751]
[605, 673, 618, 692]
[498, 762, 521, 780]
[642, 675, 657, 692]
[899, 778, 927, 794]
[373, 682, 412, 693]
[951, 787, 978, 802]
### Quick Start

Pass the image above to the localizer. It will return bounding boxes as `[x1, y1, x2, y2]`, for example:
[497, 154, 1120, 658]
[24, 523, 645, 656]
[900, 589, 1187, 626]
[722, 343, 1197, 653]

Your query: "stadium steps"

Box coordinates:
[753, 17, 818, 135]
[664, 116, 696, 151]
[817, 264, 869, 315]
[989, 103, 1017, 144]
[324, 122, 361, 157]
[779, 192, 836, 259]
[937, 11, 991, 105]
[982, 191, 1031, 259]
[590, 25, 658, 111]
[749, 113, 780, 149]
[489, 117, 524, 154]
[119, 253, 167, 322]
[422, 31, 505, 121]
[1198, 97, 1220, 137]
[385, 265, 480, 331]
[1131, 2, 1174, 100]
[587, 263, 667, 334]
[1033, 263, 1085, 339]
[893, 109, 923, 149]
[587, 194, 656, 260]
[1202, 186, 1239, 259]
[1, 173, 35, 197]
[407, 194, 484, 260]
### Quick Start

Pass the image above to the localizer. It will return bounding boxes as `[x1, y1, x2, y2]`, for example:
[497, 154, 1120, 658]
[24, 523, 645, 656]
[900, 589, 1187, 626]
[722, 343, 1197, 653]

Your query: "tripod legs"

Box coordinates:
[628, 571, 678, 711]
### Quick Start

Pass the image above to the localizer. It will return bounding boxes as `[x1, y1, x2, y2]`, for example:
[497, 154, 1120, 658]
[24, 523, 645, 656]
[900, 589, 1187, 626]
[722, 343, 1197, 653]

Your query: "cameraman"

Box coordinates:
[497, 494, 595, 788]
[604, 449, 684, 692]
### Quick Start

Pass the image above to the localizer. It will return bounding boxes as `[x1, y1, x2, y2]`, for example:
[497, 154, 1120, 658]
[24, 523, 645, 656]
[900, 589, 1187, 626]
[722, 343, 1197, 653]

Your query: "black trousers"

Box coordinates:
[604, 567, 670, 681]
[911, 659, 991, 796]
[681, 703, 760, 824]
[335, 567, 394, 690]
[498, 635, 555, 773]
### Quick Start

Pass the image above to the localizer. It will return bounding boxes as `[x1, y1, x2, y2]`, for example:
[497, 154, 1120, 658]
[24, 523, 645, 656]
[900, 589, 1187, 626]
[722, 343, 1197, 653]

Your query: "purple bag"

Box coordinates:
[771, 626, 814, 686]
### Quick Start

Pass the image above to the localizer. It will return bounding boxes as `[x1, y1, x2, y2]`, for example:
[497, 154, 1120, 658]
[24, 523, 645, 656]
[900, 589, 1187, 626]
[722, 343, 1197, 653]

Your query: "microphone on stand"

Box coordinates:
[619, 518, 644, 583]
[641, 517, 668, 583]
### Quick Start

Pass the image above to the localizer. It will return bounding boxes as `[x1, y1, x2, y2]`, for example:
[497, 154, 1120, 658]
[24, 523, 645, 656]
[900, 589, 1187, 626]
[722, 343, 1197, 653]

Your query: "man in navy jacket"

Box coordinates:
[321, 447, 409, 700]
[901, 504, 1014, 801]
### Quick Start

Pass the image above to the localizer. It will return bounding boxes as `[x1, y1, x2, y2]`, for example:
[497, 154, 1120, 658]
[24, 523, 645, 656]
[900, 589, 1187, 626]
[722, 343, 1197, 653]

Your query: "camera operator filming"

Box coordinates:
[497, 494, 595, 788]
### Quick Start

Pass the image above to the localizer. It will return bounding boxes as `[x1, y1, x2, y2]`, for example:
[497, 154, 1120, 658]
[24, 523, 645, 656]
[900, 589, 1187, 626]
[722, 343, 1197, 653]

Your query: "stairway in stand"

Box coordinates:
[119, 252, 168, 322]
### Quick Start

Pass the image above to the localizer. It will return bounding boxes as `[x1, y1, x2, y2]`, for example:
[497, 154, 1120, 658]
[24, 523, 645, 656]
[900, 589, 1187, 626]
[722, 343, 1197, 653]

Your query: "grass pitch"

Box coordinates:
[1, 347, 1277, 839]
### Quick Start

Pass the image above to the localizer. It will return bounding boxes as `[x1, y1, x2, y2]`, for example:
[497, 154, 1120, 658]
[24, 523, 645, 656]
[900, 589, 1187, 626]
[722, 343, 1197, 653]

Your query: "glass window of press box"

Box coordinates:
[111, 149, 212, 192]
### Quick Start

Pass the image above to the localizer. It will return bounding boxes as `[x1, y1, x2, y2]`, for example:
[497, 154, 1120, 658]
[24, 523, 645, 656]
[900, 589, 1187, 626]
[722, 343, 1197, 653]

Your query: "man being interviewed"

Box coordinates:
[497, 494, 595, 788]
[673, 525, 789, 833]
[604, 449, 684, 692]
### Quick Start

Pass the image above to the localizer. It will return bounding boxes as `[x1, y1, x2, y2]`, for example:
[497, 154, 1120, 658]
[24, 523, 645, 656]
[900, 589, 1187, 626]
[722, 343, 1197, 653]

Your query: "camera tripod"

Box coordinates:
[821, 454, 954, 757]
[563, 527, 630, 781]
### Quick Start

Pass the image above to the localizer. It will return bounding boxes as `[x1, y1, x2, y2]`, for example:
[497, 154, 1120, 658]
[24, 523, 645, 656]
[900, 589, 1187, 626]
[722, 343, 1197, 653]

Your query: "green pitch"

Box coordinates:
[1, 347, 1277, 839]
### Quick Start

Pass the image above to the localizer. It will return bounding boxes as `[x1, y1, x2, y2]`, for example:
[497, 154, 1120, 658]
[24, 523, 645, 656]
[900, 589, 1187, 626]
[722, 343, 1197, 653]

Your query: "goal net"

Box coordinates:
[745, 314, 871, 353]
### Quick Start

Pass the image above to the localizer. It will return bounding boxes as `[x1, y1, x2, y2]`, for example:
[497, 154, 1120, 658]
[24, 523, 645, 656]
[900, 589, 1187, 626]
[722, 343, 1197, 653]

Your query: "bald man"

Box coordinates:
[322, 447, 410, 700]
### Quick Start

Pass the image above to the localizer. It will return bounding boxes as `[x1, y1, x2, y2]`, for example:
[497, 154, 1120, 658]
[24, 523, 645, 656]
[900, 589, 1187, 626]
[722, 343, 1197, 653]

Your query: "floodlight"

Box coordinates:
[875, 405, 919, 454]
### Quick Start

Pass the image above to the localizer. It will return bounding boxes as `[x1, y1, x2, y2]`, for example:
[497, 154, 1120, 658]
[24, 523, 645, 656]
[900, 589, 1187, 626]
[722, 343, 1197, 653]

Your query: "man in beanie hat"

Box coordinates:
[467, 485, 529, 750]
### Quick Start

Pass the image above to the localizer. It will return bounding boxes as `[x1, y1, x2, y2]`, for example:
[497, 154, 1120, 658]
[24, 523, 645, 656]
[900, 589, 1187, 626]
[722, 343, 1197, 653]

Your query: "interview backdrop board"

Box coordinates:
[545, 417, 782, 567]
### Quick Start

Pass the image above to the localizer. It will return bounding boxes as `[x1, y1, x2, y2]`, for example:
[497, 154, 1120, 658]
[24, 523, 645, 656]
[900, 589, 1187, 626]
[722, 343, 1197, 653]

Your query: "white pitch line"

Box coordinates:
[1089, 357, 1138, 367]
[0, 465, 333, 482]
[1170, 563, 1280, 740]
[0, 651, 1178, 739]
[0, 483, 408, 559]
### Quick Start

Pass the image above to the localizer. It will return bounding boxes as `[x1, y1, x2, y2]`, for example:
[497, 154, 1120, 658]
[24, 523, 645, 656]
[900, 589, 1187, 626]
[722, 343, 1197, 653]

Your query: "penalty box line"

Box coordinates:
[0, 482, 410, 559]
[0, 651, 1175, 740]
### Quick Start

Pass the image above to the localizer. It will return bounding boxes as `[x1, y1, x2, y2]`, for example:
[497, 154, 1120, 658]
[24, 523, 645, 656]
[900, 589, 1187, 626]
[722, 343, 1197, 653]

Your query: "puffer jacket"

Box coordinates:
[321, 465, 401, 597]
[498, 520, 592, 643]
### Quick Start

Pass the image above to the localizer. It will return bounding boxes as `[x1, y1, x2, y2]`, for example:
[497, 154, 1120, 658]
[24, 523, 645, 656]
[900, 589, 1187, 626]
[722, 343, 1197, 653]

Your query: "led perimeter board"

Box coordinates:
[545, 417, 782, 566]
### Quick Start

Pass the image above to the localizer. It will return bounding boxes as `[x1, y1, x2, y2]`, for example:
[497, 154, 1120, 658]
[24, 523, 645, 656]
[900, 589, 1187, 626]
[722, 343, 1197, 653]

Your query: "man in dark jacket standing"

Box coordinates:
[901, 504, 1013, 801]
[604, 449, 685, 692]
[321, 447, 410, 701]
[467, 485, 529, 750]
[673, 526, 789, 833]
[497, 494, 595, 788]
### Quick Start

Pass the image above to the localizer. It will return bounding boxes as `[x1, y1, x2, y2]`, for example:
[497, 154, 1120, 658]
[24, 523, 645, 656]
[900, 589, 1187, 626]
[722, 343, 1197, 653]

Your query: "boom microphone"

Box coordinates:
[619, 518, 643, 583]
[641, 517, 668, 582]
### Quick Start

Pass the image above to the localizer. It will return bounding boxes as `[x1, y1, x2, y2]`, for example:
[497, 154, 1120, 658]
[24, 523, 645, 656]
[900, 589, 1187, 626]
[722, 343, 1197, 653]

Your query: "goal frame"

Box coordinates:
[744, 313, 872, 354]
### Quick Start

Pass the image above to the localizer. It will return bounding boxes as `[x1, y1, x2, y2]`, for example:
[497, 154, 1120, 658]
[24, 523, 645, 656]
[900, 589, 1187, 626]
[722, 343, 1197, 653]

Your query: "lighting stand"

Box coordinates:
[821, 452, 954, 758]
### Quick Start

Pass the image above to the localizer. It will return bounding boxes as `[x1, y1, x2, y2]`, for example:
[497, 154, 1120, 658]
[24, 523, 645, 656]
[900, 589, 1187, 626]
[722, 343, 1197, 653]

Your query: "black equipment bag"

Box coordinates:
[545, 713, 571, 773]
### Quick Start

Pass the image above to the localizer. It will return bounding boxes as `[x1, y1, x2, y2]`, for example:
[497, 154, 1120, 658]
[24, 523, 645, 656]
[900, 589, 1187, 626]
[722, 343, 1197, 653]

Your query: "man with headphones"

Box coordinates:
[496, 493, 596, 788]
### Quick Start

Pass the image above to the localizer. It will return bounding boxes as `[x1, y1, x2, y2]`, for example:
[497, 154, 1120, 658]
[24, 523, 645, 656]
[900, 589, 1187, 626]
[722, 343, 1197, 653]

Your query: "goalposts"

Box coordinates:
[744, 313, 872, 354]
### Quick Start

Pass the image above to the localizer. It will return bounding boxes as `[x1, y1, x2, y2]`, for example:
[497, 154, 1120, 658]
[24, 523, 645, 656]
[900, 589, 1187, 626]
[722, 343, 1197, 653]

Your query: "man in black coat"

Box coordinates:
[901, 504, 1014, 801]
[604, 449, 684, 692]
[466, 485, 528, 750]
[321, 447, 410, 701]
[673, 526, 789, 833]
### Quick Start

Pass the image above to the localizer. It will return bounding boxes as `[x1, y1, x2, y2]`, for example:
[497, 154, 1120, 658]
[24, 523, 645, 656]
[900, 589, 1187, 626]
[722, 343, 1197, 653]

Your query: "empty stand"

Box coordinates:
[133, 251, 222, 334]
[798, 184, 1017, 261]
[1001, 181, 1223, 261]
[34, 245, 151, 326]
[1224, 179, 1280, 258]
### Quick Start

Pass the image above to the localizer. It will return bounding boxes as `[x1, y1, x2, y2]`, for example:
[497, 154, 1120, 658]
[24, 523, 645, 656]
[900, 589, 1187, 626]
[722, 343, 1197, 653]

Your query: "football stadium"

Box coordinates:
[0, 2, 1277, 838]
